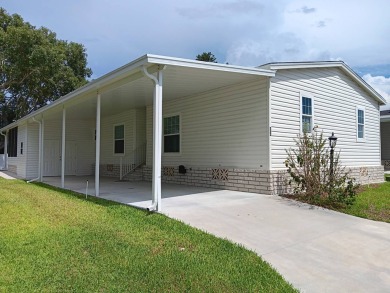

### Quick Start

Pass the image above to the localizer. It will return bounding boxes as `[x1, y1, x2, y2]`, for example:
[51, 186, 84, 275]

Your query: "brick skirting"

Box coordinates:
[142, 165, 384, 195]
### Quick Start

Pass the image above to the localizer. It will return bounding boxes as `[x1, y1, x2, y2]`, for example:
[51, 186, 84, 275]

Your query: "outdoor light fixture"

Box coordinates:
[328, 132, 337, 149]
[328, 132, 338, 186]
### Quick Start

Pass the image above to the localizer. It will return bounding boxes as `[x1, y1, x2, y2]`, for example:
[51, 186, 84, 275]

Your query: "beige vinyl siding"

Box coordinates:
[26, 122, 39, 179]
[381, 122, 390, 160]
[100, 109, 135, 165]
[135, 108, 146, 149]
[146, 78, 269, 169]
[270, 67, 381, 169]
[8, 123, 27, 178]
[43, 119, 95, 175]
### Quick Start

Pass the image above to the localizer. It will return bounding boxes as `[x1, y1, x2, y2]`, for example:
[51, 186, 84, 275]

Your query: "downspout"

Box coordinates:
[0, 130, 7, 171]
[142, 65, 165, 212]
[27, 117, 42, 183]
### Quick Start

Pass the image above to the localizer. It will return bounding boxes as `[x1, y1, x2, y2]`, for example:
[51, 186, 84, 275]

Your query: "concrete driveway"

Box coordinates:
[160, 190, 390, 293]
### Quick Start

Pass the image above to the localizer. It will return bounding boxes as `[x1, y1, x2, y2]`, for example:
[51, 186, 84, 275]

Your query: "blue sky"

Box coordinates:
[2, 0, 390, 101]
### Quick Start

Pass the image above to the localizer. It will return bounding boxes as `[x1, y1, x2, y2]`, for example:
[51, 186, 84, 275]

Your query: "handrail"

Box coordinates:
[119, 143, 146, 180]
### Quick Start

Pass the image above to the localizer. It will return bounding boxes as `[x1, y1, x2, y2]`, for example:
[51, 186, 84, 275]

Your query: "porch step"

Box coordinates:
[122, 165, 144, 181]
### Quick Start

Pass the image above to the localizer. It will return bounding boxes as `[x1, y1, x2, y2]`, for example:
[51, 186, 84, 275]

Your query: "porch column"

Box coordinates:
[142, 66, 164, 212]
[95, 93, 101, 196]
[40, 117, 45, 182]
[152, 70, 163, 212]
[61, 107, 66, 188]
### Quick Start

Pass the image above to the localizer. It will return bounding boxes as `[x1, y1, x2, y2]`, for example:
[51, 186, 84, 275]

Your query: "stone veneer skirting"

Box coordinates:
[142, 165, 385, 195]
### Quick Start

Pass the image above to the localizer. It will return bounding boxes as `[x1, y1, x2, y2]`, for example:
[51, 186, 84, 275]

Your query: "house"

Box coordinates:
[380, 104, 390, 171]
[0, 55, 386, 211]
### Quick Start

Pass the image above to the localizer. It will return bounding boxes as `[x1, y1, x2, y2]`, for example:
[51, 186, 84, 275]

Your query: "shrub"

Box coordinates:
[285, 131, 358, 207]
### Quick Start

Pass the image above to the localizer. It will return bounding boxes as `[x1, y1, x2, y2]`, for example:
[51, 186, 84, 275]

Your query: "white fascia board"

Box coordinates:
[262, 61, 386, 105]
[146, 54, 275, 77]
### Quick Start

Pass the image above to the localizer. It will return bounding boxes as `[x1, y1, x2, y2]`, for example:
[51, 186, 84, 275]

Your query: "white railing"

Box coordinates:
[119, 143, 146, 180]
[0, 154, 5, 170]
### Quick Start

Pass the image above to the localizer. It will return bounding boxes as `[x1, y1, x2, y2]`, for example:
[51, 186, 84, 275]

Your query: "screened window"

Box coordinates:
[8, 127, 18, 157]
[301, 96, 313, 133]
[164, 115, 180, 153]
[114, 124, 125, 154]
[357, 107, 365, 140]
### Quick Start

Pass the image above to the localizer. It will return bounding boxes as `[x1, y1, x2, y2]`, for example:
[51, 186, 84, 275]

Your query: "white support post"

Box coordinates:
[95, 93, 101, 196]
[61, 107, 66, 188]
[142, 66, 164, 212]
[40, 117, 45, 182]
[154, 70, 163, 212]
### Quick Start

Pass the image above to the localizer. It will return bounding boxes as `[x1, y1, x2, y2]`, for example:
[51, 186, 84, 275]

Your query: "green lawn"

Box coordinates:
[0, 178, 297, 292]
[340, 181, 390, 223]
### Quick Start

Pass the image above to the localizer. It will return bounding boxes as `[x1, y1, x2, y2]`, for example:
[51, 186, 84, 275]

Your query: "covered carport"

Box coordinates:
[22, 54, 274, 212]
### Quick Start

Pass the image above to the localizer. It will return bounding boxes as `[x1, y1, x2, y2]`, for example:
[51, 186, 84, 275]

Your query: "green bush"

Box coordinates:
[285, 131, 358, 207]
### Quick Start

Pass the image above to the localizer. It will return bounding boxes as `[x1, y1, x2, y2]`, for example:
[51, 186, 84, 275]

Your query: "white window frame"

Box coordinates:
[113, 123, 125, 156]
[300, 92, 314, 134]
[163, 113, 181, 154]
[356, 106, 366, 142]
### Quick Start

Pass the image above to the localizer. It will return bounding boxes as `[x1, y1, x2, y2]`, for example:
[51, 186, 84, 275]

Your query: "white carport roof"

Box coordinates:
[0, 54, 275, 130]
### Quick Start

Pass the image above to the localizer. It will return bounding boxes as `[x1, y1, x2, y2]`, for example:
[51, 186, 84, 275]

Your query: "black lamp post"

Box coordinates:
[328, 132, 338, 186]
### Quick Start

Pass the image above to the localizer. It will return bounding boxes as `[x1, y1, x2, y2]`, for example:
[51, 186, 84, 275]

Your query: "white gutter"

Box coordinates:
[0, 130, 7, 170]
[27, 117, 42, 182]
[142, 65, 165, 212]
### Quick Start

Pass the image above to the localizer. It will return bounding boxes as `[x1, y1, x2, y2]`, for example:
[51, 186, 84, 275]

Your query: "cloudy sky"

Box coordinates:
[2, 0, 390, 101]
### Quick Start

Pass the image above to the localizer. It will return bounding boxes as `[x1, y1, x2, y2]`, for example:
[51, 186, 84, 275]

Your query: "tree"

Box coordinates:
[196, 52, 217, 63]
[0, 8, 92, 127]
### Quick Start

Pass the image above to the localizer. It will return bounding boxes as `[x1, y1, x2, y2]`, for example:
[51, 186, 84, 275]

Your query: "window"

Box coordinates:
[20, 142, 23, 155]
[356, 106, 365, 141]
[114, 124, 125, 154]
[164, 115, 180, 153]
[8, 127, 18, 157]
[301, 95, 313, 133]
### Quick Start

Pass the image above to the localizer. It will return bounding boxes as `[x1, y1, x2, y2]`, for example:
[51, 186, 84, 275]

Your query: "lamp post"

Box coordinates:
[328, 132, 338, 186]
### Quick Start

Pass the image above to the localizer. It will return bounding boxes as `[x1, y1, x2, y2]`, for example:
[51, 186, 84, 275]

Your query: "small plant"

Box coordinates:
[285, 131, 358, 207]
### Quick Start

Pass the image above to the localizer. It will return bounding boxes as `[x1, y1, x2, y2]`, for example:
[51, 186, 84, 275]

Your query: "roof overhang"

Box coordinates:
[0, 54, 275, 131]
[258, 61, 387, 105]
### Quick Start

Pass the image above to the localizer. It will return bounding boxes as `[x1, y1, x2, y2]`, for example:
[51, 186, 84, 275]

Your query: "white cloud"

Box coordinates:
[226, 34, 331, 66]
[362, 74, 390, 103]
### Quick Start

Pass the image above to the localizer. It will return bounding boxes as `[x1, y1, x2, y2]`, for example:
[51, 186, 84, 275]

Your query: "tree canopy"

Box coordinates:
[196, 52, 217, 63]
[0, 8, 92, 127]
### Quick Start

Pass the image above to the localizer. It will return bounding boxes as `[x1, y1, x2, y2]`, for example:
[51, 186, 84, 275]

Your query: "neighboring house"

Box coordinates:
[0, 55, 386, 211]
[380, 105, 390, 171]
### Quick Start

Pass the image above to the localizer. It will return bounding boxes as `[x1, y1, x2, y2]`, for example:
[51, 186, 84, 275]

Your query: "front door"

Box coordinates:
[44, 140, 61, 176]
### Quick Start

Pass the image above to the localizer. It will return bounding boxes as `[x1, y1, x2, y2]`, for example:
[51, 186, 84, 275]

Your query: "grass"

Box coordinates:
[340, 182, 390, 223]
[284, 181, 390, 223]
[0, 178, 297, 292]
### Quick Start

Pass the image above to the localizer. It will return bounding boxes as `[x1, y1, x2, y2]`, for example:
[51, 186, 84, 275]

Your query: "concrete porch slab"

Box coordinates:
[42, 176, 216, 209]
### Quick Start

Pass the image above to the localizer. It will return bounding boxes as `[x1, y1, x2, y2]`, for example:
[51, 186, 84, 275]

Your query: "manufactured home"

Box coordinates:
[0, 55, 386, 211]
